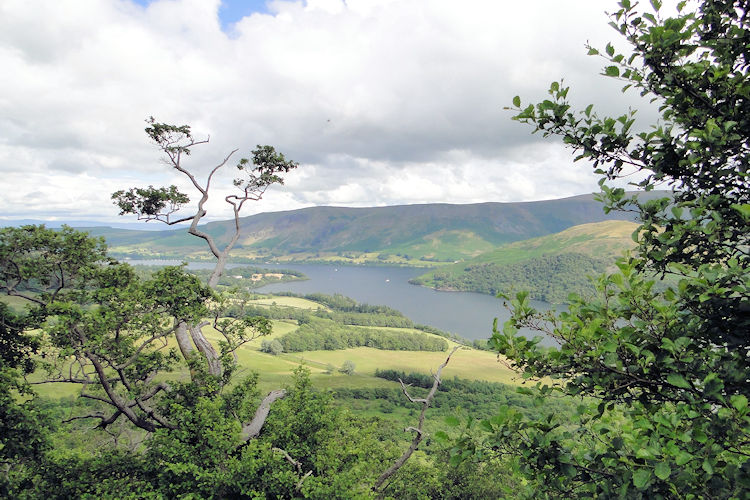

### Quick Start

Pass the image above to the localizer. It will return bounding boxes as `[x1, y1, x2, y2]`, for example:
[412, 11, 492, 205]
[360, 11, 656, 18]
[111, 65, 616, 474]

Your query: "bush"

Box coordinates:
[259, 339, 283, 355]
[338, 360, 355, 375]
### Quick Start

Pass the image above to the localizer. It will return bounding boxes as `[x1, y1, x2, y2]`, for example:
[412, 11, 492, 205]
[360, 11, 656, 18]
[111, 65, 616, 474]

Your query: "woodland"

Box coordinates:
[1, 0, 749, 498]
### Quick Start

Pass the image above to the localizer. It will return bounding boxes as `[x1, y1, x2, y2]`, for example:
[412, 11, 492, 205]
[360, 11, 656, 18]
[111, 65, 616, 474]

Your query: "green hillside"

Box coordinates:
[411, 220, 639, 303]
[74, 192, 656, 264]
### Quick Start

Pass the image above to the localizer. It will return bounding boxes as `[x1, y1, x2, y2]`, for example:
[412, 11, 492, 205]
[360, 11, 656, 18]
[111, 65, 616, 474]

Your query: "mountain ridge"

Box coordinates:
[8, 191, 665, 264]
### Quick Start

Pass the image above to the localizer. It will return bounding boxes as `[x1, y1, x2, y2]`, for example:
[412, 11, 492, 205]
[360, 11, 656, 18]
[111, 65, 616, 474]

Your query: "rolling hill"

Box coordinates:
[70, 192, 657, 263]
[410, 220, 640, 303]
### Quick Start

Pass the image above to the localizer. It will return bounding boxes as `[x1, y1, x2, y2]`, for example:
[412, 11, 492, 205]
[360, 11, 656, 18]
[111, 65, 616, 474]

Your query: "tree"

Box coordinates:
[0, 120, 297, 440]
[452, 1, 749, 497]
[338, 360, 356, 375]
[260, 338, 284, 355]
[0, 301, 50, 495]
[113, 118, 298, 380]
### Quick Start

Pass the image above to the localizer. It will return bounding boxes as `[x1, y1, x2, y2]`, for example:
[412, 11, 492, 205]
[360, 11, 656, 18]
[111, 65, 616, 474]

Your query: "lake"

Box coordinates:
[131, 260, 560, 346]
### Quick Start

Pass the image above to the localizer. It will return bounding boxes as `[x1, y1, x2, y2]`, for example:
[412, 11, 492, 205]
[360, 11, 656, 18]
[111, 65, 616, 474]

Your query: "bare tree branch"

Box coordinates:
[241, 389, 288, 440]
[273, 448, 314, 491]
[374, 346, 460, 491]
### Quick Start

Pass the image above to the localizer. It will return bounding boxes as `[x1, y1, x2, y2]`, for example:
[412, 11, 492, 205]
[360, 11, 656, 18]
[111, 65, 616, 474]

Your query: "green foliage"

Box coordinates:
[236, 144, 299, 193]
[278, 316, 448, 353]
[114, 117, 298, 226]
[465, 1, 750, 497]
[259, 367, 391, 498]
[269, 292, 459, 340]
[186, 265, 306, 289]
[371, 370, 575, 420]
[10, 367, 398, 498]
[339, 360, 356, 375]
[303, 292, 407, 316]
[421, 253, 609, 303]
[412, 219, 640, 302]
[260, 338, 284, 355]
[111, 185, 189, 219]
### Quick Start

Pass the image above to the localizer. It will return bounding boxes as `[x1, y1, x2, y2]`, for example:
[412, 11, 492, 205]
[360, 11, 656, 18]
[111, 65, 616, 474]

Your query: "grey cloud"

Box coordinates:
[0, 0, 667, 222]
[48, 158, 87, 174]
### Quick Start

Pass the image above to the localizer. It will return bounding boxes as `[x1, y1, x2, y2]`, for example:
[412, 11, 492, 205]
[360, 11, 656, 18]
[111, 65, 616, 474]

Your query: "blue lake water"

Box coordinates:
[131, 260, 559, 346]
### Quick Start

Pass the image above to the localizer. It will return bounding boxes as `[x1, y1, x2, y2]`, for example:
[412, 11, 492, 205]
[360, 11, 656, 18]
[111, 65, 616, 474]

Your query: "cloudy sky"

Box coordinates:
[0, 0, 665, 224]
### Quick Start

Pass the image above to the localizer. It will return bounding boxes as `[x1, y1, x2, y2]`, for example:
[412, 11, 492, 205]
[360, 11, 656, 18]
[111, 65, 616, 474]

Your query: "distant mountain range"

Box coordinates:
[3, 191, 662, 265]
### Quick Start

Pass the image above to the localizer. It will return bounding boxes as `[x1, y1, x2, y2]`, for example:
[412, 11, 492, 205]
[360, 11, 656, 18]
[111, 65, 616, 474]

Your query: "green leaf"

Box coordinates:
[667, 373, 691, 389]
[605, 66, 620, 77]
[675, 451, 693, 465]
[562, 464, 576, 478]
[512, 95, 521, 107]
[731, 203, 750, 220]
[730, 394, 748, 412]
[633, 469, 651, 489]
[654, 462, 671, 480]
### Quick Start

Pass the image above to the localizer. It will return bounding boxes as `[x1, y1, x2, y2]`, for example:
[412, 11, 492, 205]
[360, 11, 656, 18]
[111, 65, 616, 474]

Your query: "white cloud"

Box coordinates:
[0, 0, 665, 223]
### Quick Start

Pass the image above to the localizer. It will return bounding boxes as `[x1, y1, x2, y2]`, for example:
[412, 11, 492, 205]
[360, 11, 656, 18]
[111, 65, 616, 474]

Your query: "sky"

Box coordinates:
[0, 0, 668, 224]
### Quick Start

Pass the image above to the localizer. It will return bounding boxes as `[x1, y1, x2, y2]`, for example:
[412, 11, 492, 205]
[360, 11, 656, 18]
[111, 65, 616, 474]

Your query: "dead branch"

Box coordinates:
[241, 389, 288, 440]
[273, 447, 304, 474]
[374, 346, 460, 491]
[273, 448, 313, 491]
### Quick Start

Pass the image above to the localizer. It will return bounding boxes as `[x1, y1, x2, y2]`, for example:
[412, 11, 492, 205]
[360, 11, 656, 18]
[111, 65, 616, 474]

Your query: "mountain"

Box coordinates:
[71, 192, 657, 263]
[410, 220, 640, 302]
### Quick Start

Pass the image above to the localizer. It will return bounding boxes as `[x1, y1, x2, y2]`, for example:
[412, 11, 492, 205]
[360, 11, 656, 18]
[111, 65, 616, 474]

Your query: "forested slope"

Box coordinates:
[412, 220, 638, 302]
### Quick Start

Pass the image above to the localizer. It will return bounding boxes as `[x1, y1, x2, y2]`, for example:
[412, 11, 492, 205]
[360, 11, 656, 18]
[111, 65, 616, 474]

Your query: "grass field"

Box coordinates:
[0, 294, 36, 312]
[30, 294, 521, 399]
[247, 296, 327, 310]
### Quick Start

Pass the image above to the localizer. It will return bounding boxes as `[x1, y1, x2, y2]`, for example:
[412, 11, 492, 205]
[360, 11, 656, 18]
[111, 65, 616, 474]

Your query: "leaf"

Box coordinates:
[562, 464, 577, 478]
[512, 95, 521, 107]
[731, 203, 750, 220]
[654, 462, 671, 480]
[667, 373, 691, 389]
[731, 394, 748, 412]
[633, 469, 651, 489]
[675, 451, 693, 465]
[605, 66, 620, 77]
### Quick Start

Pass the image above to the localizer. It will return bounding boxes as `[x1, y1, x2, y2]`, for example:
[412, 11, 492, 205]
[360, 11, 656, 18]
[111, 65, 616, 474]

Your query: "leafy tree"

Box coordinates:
[339, 360, 356, 375]
[0, 301, 50, 495]
[454, 1, 749, 497]
[0, 121, 298, 474]
[260, 338, 284, 355]
[112, 117, 297, 381]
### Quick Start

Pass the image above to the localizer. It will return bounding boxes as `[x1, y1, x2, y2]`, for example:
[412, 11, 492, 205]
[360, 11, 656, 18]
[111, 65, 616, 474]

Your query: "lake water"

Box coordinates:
[131, 260, 559, 346]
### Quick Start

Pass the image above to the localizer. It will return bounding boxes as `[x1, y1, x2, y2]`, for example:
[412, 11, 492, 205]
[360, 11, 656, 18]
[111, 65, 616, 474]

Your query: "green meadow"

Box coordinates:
[24, 294, 520, 401]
